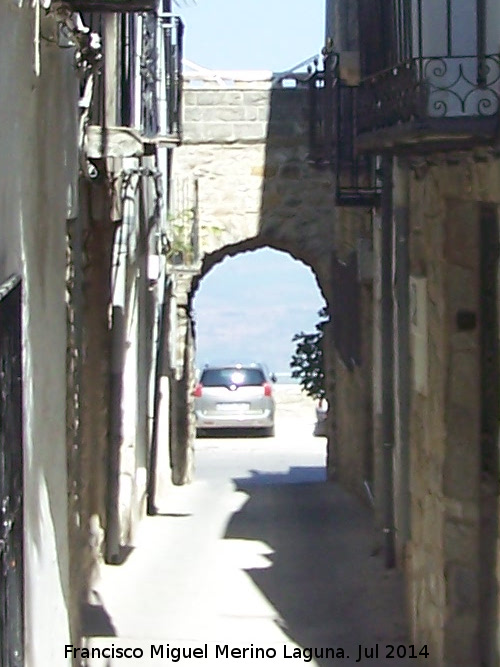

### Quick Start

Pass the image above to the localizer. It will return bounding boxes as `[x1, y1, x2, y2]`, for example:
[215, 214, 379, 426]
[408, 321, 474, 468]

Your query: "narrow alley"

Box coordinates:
[4, 0, 500, 665]
[83, 387, 415, 666]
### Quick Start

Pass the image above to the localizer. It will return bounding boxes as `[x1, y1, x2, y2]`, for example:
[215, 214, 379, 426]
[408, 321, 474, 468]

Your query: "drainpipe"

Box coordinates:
[147, 270, 169, 515]
[136, 172, 150, 472]
[393, 159, 411, 546]
[106, 305, 124, 563]
[147, 145, 172, 512]
[381, 155, 396, 568]
[105, 172, 130, 563]
[104, 11, 122, 565]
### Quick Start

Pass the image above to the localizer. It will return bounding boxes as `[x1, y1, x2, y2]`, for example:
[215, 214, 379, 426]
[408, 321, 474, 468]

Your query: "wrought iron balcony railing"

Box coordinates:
[357, 54, 500, 150]
[308, 53, 338, 166]
[308, 53, 381, 207]
[141, 12, 184, 143]
[308, 66, 330, 165]
[335, 83, 380, 207]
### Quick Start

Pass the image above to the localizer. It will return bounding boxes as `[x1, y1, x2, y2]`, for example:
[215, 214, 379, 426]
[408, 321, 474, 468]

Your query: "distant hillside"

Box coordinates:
[193, 248, 325, 374]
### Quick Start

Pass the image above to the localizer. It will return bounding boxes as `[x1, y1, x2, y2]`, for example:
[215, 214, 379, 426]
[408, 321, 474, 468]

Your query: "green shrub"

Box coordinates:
[290, 307, 329, 401]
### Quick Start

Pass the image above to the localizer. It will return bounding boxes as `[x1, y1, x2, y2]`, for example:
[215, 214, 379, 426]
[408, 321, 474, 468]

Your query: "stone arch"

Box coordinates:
[173, 80, 338, 305]
[190, 236, 329, 307]
[167, 235, 337, 489]
[168, 80, 340, 485]
[189, 239, 329, 398]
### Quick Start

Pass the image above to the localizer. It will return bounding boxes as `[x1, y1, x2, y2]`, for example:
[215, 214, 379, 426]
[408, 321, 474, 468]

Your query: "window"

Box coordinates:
[357, 0, 397, 75]
[357, 0, 486, 76]
[200, 367, 266, 388]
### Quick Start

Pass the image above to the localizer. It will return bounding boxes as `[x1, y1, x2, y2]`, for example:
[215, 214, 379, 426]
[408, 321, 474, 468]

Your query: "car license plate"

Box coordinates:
[216, 403, 250, 412]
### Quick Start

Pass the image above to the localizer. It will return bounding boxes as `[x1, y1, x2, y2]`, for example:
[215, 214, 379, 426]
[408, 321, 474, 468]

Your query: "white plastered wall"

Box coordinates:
[0, 2, 79, 664]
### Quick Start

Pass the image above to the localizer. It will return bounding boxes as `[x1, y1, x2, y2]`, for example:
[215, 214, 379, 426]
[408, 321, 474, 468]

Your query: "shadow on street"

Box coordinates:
[224, 468, 415, 666]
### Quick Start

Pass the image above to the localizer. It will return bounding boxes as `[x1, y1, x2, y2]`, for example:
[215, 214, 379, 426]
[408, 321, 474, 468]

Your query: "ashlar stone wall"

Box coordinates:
[407, 152, 500, 667]
[329, 206, 374, 499]
[169, 80, 378, 504]
[169, 80, 339, 482]
[175, 83, 337, 280]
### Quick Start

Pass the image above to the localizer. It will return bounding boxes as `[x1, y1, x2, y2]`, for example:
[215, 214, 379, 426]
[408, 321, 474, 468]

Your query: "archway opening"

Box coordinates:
[191, 244, 328, 455]
[193, 246, 326, 380]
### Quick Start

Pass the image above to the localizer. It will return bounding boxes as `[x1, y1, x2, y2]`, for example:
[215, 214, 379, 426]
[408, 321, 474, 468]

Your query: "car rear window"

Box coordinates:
[201, 368, 265, 387]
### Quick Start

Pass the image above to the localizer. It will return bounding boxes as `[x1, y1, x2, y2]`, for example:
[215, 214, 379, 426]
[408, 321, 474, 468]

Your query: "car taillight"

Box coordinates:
[193, 383, 203, 397]
[263, 382, 272, 397]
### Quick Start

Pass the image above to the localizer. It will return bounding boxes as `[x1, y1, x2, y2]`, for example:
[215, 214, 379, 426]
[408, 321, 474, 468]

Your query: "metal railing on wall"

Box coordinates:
[357, 54, 500, 136]
[307, 52, 338, 166]
[307, 52, 381, 207]
[336, 83, 381, 207]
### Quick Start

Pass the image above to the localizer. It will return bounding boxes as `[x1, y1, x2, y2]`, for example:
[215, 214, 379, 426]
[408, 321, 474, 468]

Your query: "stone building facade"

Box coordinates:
[404, 155, 500, 666]
[318, 0, 500, 665]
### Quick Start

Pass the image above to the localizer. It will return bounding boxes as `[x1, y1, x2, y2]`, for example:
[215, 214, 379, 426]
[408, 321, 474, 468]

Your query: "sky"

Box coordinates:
[177, 0, 325, 72]
[180, 0, 327, 374]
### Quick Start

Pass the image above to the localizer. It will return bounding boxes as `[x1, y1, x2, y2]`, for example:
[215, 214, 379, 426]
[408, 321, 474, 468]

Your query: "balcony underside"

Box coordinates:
[85, 126, 181, 160]
[356, 115, 498, 154]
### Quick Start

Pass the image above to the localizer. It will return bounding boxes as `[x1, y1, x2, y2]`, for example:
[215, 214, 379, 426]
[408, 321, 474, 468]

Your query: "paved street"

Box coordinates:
[84, 386, 418, 666]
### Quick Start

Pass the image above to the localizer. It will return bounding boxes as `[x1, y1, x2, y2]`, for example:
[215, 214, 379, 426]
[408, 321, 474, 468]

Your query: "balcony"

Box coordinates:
[141, 12, 184, 143]
[68, 0, 157, 11]
[86, 12, 183, 159]
[356, 54, 500, 153]
[308, 53, 380, 207]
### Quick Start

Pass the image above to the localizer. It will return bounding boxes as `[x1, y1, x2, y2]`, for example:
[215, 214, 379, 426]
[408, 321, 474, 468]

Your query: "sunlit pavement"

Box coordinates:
[83, 386, 416, 666]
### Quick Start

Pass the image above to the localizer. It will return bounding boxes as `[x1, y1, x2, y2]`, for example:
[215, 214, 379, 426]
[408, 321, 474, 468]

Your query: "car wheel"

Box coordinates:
[263, 425, 275, 438]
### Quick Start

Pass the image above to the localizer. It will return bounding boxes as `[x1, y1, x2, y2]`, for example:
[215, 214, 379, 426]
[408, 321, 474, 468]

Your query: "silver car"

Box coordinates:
[194, 364, 276, 436]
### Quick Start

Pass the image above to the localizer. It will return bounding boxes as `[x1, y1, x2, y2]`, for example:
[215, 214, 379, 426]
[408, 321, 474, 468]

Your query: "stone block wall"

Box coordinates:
[177, 83, 337, 273]
[182, 85, 308, 147]
[173, 81, 343, 480]
[183, 87, 270, 145]
[327, 206, 373, 501]
[406, 153, 500, 666]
